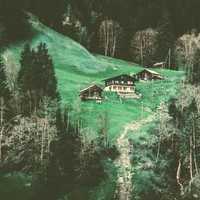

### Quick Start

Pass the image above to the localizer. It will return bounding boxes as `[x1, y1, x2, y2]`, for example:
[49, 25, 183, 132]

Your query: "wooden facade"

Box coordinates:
[103, 74, 140, 99]
[135, 69, 164, 81]
[104, 74, 135, 93]
[80, 85, 103, 101]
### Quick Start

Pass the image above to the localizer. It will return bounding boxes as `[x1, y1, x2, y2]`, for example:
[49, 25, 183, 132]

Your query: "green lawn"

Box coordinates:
[2, 15, 184, 143]
[0, 15, 185, 200]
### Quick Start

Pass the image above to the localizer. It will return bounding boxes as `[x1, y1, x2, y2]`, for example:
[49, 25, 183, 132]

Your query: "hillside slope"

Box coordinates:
[0, 15, 185, 200]
[2, 15, 183, 142]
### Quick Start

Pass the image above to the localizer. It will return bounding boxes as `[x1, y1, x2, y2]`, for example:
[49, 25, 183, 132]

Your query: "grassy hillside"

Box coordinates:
[0, 15, 185, 200]
[2, 15, 183, 143]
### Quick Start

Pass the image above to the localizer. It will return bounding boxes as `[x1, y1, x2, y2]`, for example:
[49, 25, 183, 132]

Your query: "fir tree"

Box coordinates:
[18, 43, 59, 114]
[0, 56, 11, 122]
[0, 57, 10, 99]
[190, 48, 200, 85]
[34, 43, 59, 99]
[155, 11, 175, 68]
[18, 43, 33, 92]
[18, 43, 59, 99]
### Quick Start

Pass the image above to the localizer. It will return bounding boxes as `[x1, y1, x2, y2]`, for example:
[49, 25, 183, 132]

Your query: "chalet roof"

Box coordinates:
[140, 69, 160, 75]
[153, 62, 165, 66]
[80, 84, 103, 93]
[103, 74, 134, 82]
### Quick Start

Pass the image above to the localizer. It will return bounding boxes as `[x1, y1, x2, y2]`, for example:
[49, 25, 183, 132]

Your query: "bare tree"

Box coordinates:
[0, 97, 6, 162]
[130, 28, 158, 66]
[175, 30, 200, 78]
[0, 98, 57, 170]
[156, 102, 171, 163]
[99, 19, 122, 57]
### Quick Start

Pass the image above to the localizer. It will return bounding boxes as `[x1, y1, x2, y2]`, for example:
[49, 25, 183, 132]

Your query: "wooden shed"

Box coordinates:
[153, 62, 166, 68]
[135, 69, 164, 81]
[80, 85, 103, 101]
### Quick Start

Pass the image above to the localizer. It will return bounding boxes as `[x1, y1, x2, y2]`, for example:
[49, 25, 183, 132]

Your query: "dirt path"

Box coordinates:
[115, 114, 155, 200]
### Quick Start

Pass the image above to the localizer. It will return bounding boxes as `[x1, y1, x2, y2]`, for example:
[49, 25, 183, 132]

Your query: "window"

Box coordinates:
[128, 81, 132, 85]
[130, 86, 134, 91]
[94, 91, 99, 96]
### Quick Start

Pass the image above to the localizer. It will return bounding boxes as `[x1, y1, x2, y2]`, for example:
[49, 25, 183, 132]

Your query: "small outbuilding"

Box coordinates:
[135, 69, 164, 81]
[80, 85, 103, 102]
[153, 62, 166, 68]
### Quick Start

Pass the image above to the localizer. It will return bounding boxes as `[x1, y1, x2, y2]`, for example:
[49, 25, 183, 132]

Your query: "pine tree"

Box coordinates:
[18, 42, 59, 99]
[0, 56, 11, 123]
[18, 43, 59, 114]
[34, 43, 59, 100]
[18, 43, 33, 91]
[155, 11, 175, 68]
[190, 48, 200, 85]
[0, 57, 10, 99]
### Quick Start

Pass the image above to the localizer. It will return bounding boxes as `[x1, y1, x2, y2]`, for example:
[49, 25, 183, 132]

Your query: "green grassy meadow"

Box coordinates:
[2, 16, 184, 143]
[0, 15, 185, 200]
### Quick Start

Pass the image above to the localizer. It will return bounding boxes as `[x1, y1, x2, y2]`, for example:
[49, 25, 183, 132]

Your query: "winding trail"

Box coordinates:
[114, 114, 155, 200]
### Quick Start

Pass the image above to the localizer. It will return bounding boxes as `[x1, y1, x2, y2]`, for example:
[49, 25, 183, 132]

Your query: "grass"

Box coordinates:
[1, 15, 184, 200]
[3, 15, 183, 142]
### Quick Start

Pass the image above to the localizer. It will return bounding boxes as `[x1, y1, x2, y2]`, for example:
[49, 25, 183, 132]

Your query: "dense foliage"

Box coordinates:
[0, 1, 200, 200]
[0, 43, 118, 200]
[1, 0, 200, 68]
[18, 43, 59, 114]
[129, 49, 200, 200]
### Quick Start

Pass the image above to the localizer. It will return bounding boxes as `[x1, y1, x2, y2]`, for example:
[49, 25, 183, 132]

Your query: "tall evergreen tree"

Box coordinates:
[190, 48, 200, 85]
[0, 56, 11, 122]
[18, 43, 59, 114]
[34, 43, 59, 99]
[18, 43, 58, 99]
[155, 11, 175, 68]
[0, 57, 10, 99]
[18, 43, 33, 91]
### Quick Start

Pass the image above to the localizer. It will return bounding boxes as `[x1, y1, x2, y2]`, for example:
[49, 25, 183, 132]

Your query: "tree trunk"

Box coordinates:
[189, 136, 193, 180]
[0, 98, 4, 162]
[140, 34, 144, 66]
[192, 116, 199, 175]
[176, 158, 184, 195]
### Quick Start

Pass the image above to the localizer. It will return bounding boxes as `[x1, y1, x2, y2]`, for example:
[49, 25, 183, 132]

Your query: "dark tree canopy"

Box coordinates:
[1, 0, 200, 66]
[0, 57, 10, 99]
[18, 43, 59, 113]
[190, 48, 200, 85]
